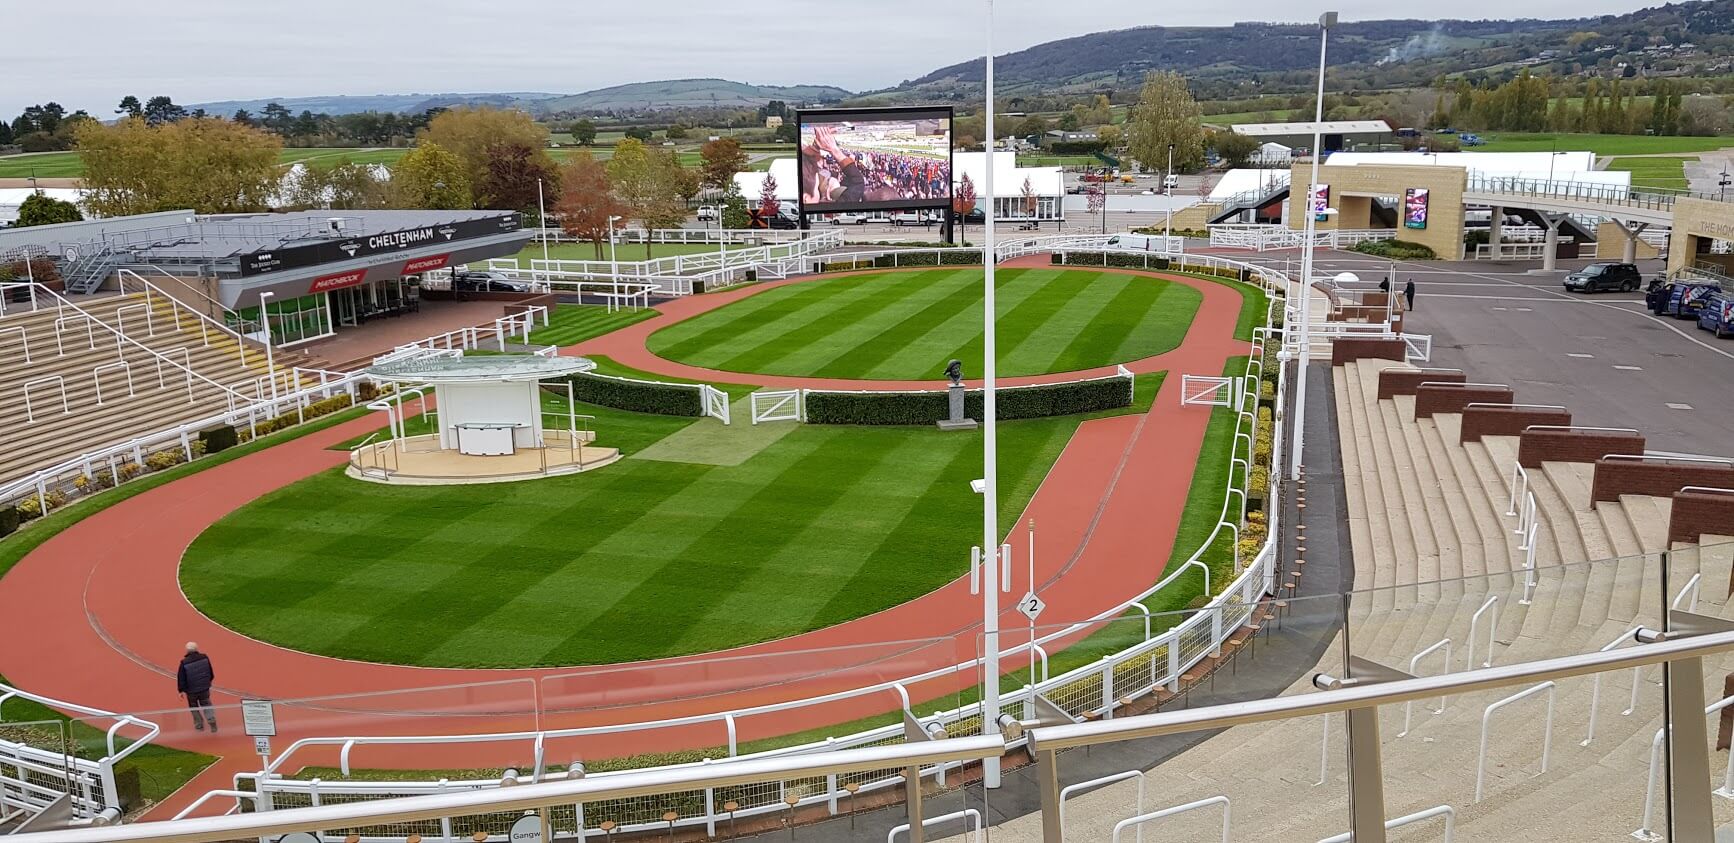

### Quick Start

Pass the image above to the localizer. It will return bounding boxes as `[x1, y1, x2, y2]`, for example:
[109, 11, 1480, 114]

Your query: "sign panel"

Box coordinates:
[1404, 187, 1430, 230]
[239, 214, 522, 276]
[307, 268, 368, 294]
[1017, 591, 1047, 622]
[1310, 184, 1331, 222]
[402, 253, 452, 274]
[254, 736, 272, 756]
[796, 106, 954, 214]
[240, 699, 277, 737]
[509, 813, 546, 843]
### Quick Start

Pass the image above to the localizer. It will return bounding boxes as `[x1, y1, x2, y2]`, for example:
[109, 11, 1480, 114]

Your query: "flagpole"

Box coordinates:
[980, 0, 1003, 791]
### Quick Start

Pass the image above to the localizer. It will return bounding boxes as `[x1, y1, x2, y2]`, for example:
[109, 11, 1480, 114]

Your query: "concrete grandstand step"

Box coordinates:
[1416, 416, 1488, 580]
[1379, 394, 1439, 586]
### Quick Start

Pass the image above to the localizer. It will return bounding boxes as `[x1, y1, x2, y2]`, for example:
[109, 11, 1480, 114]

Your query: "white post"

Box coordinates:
[259, 291, 278, 402]
[981, 0, 1003, 790]
[1289, 12, 1334, 482]
[537, 178, 551, 279]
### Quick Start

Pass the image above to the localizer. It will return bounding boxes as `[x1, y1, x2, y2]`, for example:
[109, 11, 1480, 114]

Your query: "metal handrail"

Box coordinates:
[1603, 452, 1732, 466]
[1465, 402, 1565, 412]
[1027, 625, 1734, 753]
[1523, 424, 1641, 435]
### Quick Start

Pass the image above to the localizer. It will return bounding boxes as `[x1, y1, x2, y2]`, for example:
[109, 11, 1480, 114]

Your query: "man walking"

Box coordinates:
[1404, 279, 1417, 312]
[177, 642, 217, 732]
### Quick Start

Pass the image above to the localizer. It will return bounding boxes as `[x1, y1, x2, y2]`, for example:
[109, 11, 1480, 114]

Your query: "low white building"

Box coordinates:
[1323, 151, 1628, 189]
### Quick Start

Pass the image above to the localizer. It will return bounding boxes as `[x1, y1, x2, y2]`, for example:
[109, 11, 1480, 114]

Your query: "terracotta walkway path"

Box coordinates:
[0, 260, 1248, 818]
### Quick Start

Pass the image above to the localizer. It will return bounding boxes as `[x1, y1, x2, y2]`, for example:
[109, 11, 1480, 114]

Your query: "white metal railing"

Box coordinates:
[21, 375, 68, 422]
[0, 682, 160, 820]
[1208, 224, 1396, 252]
[1474, 681, 1555, 802]
[1635, 691, 1734, 839]
[1111, 795, 1230, 843]
[699, 384, 731, 425]
[1399, 638, 1452, 737]
[1060, 770, 1147, 842]
[1317, 805, 1454, 843]
[750, 389, 802, 424]
[1466, 595, 1500, 671]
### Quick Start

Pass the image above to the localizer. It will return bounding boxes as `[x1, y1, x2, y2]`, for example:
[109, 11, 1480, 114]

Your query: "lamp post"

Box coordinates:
[1720, 170, 1731, 201]
[1546, 146, 1567, 192]
[1290, 10, 1335, 483]
[258, 291, 278, 402]
[536, 178, 551, 274]
[1166, 143, 1175, 197]
[607, 215, 622, 281]
[979, 0, 1005, 791]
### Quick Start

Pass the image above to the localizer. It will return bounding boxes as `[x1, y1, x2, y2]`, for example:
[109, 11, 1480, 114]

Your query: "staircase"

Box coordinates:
[59, 246, 132, 295]
[1208, 182, 1290, 225]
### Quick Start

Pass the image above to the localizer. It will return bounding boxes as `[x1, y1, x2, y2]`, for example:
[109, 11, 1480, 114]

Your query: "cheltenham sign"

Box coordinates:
[239, 214, 521, 276]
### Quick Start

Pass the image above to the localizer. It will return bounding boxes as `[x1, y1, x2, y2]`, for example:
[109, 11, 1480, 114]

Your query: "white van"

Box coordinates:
[891, 212, 928, 226]
[1163, 174, 1180, 192]
[1105, 233, 1169, 252]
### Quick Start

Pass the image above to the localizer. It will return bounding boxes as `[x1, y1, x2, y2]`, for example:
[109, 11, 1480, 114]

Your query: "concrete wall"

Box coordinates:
[1594, 222, 1661, 261]
[1665, 196, 1734, 276]
[1287, 162, 1468, 259]
[1330, 336, 1406, 367]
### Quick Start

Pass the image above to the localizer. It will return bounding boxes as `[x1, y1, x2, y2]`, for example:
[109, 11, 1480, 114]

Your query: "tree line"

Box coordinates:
[1434, 72, 1704, 136]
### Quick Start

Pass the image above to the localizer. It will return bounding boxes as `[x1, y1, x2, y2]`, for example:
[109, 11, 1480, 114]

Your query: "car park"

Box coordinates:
[1563, 262, 1643, 293]
[1696, 291, 1734, 338]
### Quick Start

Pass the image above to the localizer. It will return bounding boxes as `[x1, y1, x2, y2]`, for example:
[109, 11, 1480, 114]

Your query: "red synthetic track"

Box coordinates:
[0, 260, 1246, 817]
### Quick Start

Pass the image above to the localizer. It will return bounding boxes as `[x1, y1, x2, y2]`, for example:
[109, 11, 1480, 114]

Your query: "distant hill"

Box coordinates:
[875, 0, 1734, 100]
[188, 92, 565, 116]
[535, 79, 852, 114]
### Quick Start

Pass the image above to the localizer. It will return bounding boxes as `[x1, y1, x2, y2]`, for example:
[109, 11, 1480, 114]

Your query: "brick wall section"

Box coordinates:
[1334, 305, 1389, 322]
[1414, 384, 1513, 419]
[1590, 459, 1734, 502]
[1668, 490, 1734, 546]
[1520, 430, 1644, 469]
[1462, 406, 1573, 443]
[1331, 337, 1407, 367]
[1378, 368, 1465, 400]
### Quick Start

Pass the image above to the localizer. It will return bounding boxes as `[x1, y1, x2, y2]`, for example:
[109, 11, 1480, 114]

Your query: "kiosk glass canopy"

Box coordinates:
[366, 355, 597, 384]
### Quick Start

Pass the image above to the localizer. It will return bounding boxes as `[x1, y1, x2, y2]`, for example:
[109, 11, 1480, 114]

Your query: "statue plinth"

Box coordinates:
[936, 383, 977, 431]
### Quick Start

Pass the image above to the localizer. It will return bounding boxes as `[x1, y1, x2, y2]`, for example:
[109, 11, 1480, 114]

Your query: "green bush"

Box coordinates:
[869, 251, 978, 269]
[1350, 238, 1437, 260]
[0, 506, 17, 538]
[805, 376, 1131, 425]
[563, 373, 703, 416]
[199, 424, 238, 454]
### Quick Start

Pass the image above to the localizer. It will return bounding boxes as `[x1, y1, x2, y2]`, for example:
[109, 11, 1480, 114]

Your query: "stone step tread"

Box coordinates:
[1417, 418, 1497, 581]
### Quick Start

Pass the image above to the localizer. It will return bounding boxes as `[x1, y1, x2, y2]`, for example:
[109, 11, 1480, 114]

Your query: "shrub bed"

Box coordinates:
[1350, 238, 1437, 260]
[805, 376, 1131, 425]
[562, 373, 703, 417]
[869, 251, 979, 268]
[235, 393, 357, 443]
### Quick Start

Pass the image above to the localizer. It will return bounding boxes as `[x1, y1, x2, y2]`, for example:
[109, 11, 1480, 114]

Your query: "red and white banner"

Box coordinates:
[307, 268, 368, 294]
[402, 253, 451, 274]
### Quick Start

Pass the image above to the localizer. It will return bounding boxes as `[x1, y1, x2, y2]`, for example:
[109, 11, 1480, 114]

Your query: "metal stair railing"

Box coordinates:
[115, 268, 264, 367]
[61, 246, 130, 295]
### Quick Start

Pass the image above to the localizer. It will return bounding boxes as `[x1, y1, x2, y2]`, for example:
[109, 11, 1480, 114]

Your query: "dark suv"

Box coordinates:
[1564, 262, 1642, 293]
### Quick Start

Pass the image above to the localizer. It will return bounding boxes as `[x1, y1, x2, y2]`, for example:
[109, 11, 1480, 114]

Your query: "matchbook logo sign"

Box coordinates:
[338, 241, 361, 257]
[402, 254, 451, 274]
[308, 268, 368, 293]
[438, 226, 458, 240]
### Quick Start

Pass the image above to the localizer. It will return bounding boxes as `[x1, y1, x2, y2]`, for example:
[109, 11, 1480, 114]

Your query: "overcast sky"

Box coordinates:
[8, 0, 1660, 117]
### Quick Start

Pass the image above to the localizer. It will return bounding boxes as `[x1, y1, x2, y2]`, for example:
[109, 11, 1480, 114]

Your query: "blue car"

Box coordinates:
[1698, 291, 1734, 338]
[1664, 282, 1721, 319]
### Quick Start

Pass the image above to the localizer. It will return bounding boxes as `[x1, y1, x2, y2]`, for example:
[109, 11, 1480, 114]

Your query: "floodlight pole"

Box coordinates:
[537, 178, 551, 271]
[1290, 11, 1334, 483]
[259, 291, 278, 402]
[980, 0, 1004, 790]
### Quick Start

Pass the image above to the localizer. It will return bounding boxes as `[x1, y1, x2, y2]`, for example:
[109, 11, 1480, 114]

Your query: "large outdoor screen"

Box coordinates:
[796, 107, 953, 213]
[1404, 187, 1430, 229]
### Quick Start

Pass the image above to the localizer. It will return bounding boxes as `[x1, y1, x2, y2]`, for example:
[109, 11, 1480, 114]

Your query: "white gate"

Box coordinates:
[699, 384, 731, 425]
[750, 389, 802, 424]
[1403, 333, 1433, 363]
[1181, 375, 1241, 409]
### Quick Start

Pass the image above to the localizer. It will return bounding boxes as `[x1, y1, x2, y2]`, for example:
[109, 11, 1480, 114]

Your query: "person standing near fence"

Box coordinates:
[1404, 279, 1417, 312]
[177, 642, 217, 732]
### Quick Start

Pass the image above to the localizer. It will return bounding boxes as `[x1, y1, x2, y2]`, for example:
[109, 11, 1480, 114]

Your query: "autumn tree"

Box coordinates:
[607, 138, 687, 257]
[953, 172, 977, 245]
[555, 150, 627, 259]
[14, 192, 83, 227]
[1020, 175, 1037, 218]
[1125, 71, 1205, 174]
[391, 142, 471, 209]
[77, 116, 282, 216]
[417, 106, 553, 196]
[476, 140, 561, 220]
[758, 172, 780, 221]
[699, 137, 749, 191]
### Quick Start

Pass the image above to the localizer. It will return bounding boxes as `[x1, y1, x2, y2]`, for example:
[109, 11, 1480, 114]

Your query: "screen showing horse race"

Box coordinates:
[796, 107, 953, 213]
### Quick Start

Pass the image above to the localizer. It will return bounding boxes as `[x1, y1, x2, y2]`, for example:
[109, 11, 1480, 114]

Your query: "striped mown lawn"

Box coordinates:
[529, 305, 657, 347]
[178, 385, 1160, 667]
[646, 268, 1201, 380]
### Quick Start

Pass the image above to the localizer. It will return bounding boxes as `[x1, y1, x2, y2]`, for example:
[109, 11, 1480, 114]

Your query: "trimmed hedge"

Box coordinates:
[199, 424, 238, 454]
[0, 506, 16, 538]
[1050, 252, 1254, 284]
[1350, 238, 1437, 260]
[563, 373, 703, 416]
[805, 376, 1132, 425]
[870, 251, 979, 268]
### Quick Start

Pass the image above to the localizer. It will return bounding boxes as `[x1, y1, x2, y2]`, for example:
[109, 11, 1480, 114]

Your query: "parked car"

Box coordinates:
[1650, 279, 1721, 318]
[1696, 291, 1734, 338]
[829, 212, 868, 225]
[1460, 133, 1485, 146]
[765, 211, 799, 230]
[1162, 174, 1179, 191]
[695, 206, 719, 221]
[453, 271, 530, 293]
[890, 211, 930, 227]
[1105, 233, 1171, 252]
[1563, 262, 1643, 293]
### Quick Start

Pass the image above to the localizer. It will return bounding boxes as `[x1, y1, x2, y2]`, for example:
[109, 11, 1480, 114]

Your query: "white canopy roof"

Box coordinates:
[1232, 120, 1393, 137]
[1323, 151, 1628, 187]
[1208, 169, 1291, 202]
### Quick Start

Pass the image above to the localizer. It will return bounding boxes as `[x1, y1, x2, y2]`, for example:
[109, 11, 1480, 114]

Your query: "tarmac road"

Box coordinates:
[1254, 252, 1734, 456]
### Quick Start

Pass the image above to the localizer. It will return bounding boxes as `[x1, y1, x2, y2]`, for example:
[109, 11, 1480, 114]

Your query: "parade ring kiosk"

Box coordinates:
[348, 354, 620, 485]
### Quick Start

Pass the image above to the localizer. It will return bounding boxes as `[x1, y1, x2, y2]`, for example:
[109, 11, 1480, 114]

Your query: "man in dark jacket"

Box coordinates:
[1404, 279, 1417, 312]
[176, 642, 217, 732]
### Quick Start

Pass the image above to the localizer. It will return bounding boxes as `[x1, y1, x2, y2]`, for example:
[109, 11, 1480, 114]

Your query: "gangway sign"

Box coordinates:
[1017, 591, 1046, 622]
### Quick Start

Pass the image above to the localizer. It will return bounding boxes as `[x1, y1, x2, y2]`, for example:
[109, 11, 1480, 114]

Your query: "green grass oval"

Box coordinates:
[647, 268, 1201, 380]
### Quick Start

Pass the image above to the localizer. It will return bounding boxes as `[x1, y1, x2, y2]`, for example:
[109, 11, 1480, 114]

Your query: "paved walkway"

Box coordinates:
[0, 260, 1247, 819]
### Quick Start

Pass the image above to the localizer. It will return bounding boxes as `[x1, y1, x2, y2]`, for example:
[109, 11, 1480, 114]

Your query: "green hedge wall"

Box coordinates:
[1052, 251, 1253, 284]
[805, 376, 1131, 425]
[562, 373, 704, 416]
[199, 424, 238, 454]
[870, 251, 979, 268]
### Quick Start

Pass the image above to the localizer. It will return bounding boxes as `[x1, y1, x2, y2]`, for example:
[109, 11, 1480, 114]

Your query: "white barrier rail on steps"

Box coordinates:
[1111, 795, 1231, 843]
[1475, 681, 1556, 802]
[1317, 805, 1455, 843]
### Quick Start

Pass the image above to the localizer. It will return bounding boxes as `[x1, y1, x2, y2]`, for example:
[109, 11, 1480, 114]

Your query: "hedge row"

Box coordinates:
[1051, 251, 1254, 283]
[562, 373, 703, 416]
[870, 251, 979, 268]
[1350, 238, 1437, 260]
[805, 376, 1132, 425]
